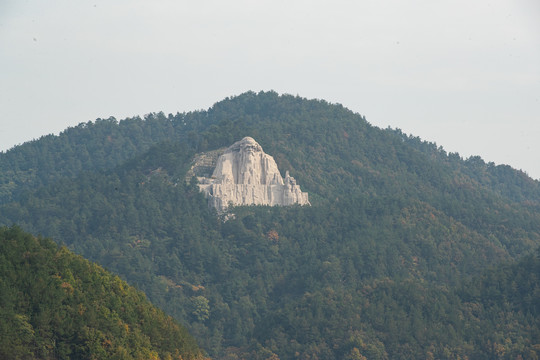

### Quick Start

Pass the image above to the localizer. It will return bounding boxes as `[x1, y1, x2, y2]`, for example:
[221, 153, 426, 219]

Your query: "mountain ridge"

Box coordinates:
[1, 91, 538, 206]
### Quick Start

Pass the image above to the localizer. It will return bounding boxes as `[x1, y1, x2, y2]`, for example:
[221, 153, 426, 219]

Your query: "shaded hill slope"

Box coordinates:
[0, 226, 205, 360]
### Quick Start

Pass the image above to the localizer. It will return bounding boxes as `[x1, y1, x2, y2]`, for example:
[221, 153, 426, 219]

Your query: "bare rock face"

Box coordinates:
[197, 137, 309, 212]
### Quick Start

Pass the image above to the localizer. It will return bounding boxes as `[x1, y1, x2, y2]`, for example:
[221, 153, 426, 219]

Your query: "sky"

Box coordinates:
[1, 0, 539, 179]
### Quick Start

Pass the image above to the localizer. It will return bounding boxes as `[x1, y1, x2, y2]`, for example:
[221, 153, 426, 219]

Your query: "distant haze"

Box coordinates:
[1, 0, 539, 179]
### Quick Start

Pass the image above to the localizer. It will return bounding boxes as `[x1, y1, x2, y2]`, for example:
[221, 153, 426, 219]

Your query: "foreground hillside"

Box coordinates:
[0, 226, 205, 360]
[1, 91, 539, 358]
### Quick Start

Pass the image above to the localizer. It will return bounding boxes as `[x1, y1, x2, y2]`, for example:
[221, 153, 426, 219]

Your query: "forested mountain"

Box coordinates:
[2, 91, 539, 207]
[0, 226, 205, 360]
[1, 91, 539, 359]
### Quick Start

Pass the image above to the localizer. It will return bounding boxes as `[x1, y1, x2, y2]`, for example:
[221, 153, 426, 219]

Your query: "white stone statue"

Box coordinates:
[197, 137, 309, 212]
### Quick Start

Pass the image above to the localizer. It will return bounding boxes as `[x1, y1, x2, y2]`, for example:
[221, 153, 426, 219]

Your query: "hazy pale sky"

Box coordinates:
[1, 0, 539, 178]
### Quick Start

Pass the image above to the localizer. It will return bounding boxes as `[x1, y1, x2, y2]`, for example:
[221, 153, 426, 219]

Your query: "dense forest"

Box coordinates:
[0, 226, 205, 360]
[1, 91, 539, 359]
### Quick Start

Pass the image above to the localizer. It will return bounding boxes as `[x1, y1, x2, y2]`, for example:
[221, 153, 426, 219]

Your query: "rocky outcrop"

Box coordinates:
[197, 137, 309, 212]
[185, 148, 224, 179]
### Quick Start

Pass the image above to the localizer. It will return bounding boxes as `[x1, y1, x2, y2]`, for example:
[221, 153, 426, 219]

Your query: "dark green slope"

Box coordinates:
[1, 91, 540, 359]
[396, 130, 540, 204]
[457, 252, 540, 359]
[0, 226, 205, 360]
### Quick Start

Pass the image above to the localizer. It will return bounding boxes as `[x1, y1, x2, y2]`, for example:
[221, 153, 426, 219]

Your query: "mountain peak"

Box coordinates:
[197, 137, 309, 211]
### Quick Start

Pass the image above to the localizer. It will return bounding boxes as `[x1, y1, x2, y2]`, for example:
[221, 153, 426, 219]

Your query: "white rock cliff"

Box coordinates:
[197, 137, 309, 212]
